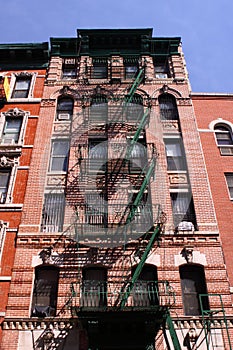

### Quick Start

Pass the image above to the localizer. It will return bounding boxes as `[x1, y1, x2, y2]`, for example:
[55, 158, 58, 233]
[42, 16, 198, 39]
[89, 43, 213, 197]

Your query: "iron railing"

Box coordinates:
[70, 279, 175, 310]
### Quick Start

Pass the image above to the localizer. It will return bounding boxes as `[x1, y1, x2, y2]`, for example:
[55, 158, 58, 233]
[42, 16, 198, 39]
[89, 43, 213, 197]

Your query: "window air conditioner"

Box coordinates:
[177, 221, 194, 231]
[58, 113, 70, 121]
[155, 73, 168, 79]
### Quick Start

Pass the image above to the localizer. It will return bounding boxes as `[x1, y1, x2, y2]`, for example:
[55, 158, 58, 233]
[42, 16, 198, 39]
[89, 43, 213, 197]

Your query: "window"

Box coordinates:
[0, 169, 11, 203]
[90, 95, 108, 122]
[1, 117, 22, 144]
[171, 192, 197, 228]
[31, 266, 59, 317]
[92, 58, 108, 79]
[126, 93, 144, 121]
[41, 193, 65, 232]
[11, 75, 31, 98]
[179, 265, 209, 316]
[132, 265, 158, 307]
[225, 173, 233, 199]
[154, 57, 169, 78]
[81, 267, 107, 307]
[124, 57, 139, 79]
[50, 140, 69, 172]
[214, 124, 233, 155]
[62, 58, 77, 79]
[165, 139, 186, 171]
[159, 94, 179, 120]
[56, 97, 74, 121]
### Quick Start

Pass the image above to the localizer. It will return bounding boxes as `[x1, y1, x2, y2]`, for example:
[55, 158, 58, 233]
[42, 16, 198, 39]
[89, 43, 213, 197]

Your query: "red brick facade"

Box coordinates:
[0, 30, 232, 350]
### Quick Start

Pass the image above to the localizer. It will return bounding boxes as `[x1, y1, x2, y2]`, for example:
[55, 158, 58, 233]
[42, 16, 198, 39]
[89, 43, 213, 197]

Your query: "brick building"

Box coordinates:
[0, 43, 48, 344]
[193, 93, 233, 290]
[0, 28, 232, 349]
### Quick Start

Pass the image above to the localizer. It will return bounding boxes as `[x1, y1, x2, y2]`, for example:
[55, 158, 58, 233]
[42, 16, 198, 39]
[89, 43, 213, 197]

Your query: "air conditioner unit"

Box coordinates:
[155, 73, 168, 79]
[220, 147, 233, 155]
[58, 113, 70, 121]
[177, 221, 194, 231]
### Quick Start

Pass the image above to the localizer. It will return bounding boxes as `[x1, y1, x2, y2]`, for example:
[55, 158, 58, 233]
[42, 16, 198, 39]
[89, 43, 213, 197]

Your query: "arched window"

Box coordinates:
[126, 93, 144, 121]
[56, 97, 74, 121]
[131, 264, 158, 307]
[179, 264, 209, 316]
[159, 93, 179, 120]
[31, 265, 59, 317]
[90, 95, 108, 122]
[214, 124, 233, 155]
[81, 266, 107, 308]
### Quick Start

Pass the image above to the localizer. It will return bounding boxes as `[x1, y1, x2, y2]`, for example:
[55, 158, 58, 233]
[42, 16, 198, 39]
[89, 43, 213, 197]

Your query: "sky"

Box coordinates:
[0, 0, 232, 93]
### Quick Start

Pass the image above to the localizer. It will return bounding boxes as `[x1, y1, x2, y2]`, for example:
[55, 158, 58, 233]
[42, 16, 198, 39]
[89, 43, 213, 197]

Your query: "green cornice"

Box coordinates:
[0, 42, 49, 69]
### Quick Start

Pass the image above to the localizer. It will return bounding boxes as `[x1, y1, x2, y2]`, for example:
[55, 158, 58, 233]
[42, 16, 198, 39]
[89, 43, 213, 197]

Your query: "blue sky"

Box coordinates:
[1, 0, 232, 93]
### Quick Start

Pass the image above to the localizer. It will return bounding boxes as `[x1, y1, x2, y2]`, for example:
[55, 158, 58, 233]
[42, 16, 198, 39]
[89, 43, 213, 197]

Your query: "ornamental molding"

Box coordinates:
[2, 107, 28, 118]
[14, 71, 33, 78]
[0, 156, 18, 167]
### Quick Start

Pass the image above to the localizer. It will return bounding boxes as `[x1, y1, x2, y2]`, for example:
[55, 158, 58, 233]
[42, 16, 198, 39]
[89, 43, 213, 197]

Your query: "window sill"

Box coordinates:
[0, 204, 23, 211]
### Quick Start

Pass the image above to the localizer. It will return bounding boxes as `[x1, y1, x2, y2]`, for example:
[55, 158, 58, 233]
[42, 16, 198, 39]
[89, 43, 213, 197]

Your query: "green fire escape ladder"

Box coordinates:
[199, 293, 232, 350]
[164, 311, 182, 350]
[119, 223, 162, 309]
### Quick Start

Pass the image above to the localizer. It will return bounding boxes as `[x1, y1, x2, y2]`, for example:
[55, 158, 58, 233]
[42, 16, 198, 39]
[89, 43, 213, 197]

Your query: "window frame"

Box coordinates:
[225, 173, 233, 200]
[0, 107, 29, 146]
[158, 93, 179, 121]
[62, 58, 77, 80]
[179, 264, 209, 316]
[41, 192, 66, 232]
[0, 169, 11, 204]
[165, 138, 187, 171]
[214, 124, 233, 155]
[10, 72, 36, 100]
[49, 139, 70, 173]
[31, 265, 59, 317]
[56, 96, 74, 121]
[171, 192, 197, 229]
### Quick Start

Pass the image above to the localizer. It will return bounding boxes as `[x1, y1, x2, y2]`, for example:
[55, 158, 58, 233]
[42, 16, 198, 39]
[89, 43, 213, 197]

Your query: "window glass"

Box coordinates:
[225, 174, 233, 198]
[180, 265, 209, 315]
[171, 193, 197, 228]
[81, 267, 107, 307]
[159, 94, 179, 120]
[0, 170, 11, 203]
[12, 76, 31, 98]
[50, 140, 69, 172]
[165, 140, 186, 171]
[214, 125, 233, 145]
[41, 193, 65, 232]
[31, 266, 59, 317]
[2, 117, 22, 143]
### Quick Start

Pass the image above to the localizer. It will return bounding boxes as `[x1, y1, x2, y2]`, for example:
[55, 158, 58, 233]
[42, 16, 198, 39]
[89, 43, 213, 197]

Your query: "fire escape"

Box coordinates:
[62, 64, 184, 350]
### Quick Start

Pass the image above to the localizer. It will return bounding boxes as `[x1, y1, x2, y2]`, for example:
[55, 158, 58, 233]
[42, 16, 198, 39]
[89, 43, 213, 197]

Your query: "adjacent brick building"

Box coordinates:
[0, 28, 232, 349]
[0, 43, 48, 344]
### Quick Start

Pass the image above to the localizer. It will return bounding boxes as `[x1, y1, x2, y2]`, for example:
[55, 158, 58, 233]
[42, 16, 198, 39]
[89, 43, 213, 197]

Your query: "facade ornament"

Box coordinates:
[15, 71, 32, 78]
[0, 156, 16, 168]
[181, 246, 194, 263]
[3, 107, 27, 118]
